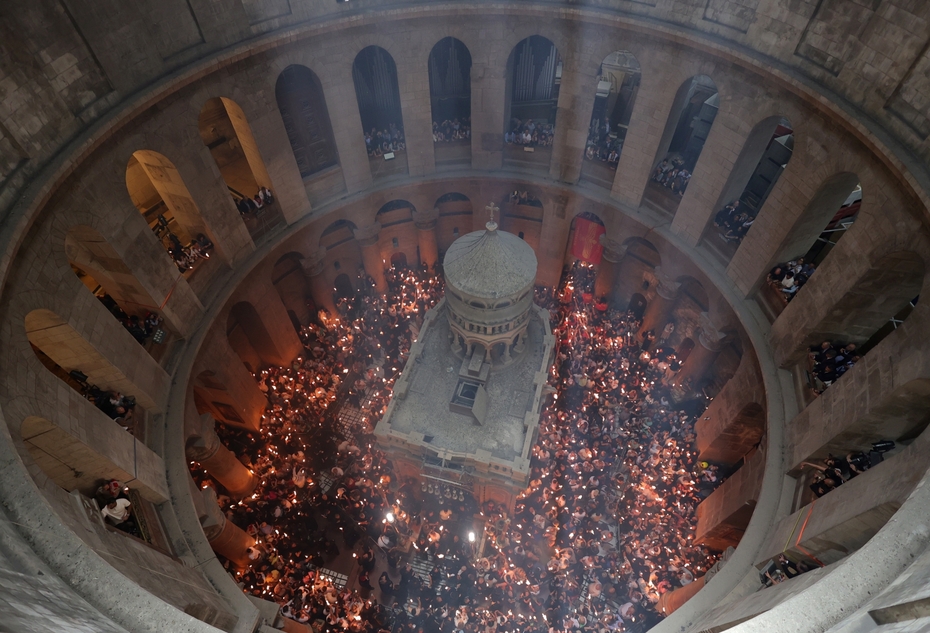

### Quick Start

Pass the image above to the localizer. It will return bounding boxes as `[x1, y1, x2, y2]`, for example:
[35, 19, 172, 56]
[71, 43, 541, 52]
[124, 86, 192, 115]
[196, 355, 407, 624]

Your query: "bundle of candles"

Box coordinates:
[191, 262, 722, 633]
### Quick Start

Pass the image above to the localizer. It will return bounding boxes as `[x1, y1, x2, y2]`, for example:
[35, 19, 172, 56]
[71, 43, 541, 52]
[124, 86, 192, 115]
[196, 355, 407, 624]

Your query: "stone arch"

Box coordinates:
[275, 65, 339, 178]
[226, 301, 279, 374]
[25, 308, 157, 411]
[436, 192, 473, 252]
[779, 250, 924, 367]
[628, 292, 647, 318]
[272, 252, 313, 328]
[376, 200, 416, 272]
[21, 415, 130, 496]
[390, 252, 408, 269]
[702, 115, 794, 260]
[192, 370, 250, 428]
[623, 236, 662, 267]
[126, 149, 218, 274]
[353, 46, 404, 140]
[429, 37, 473, 169]
[317, 219, 363, 298]
[503, 35, 561, 172]
[643, 75, 719, 218]
[767, 172, 861, 275]
[334, 273, 354, 299]
[199, 96, 284, 240]
[580, 50, 641, 190]
[565, 210, 606, 265]
[500, 191, 544, 253]
[64, 225, 180, 349]
[670, 277, 710, 345]
[613, 237, 661, 307]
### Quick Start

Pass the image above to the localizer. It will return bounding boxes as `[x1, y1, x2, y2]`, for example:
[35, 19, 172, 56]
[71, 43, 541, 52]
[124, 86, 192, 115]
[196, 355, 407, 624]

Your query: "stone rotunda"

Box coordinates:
[2, 0, 930, 631]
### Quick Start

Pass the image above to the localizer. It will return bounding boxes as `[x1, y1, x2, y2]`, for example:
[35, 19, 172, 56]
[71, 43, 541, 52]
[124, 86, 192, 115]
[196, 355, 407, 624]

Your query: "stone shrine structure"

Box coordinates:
[375, 207, 555, 510]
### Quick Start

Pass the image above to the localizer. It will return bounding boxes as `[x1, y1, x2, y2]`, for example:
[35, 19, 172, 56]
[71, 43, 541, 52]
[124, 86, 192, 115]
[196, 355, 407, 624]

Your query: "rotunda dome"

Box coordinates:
[443, 222, 538, 299]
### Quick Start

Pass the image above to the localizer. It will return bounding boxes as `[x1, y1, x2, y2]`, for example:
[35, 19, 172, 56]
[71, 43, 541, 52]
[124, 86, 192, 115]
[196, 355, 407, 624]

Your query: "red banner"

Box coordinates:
[571, 217, 606, 264]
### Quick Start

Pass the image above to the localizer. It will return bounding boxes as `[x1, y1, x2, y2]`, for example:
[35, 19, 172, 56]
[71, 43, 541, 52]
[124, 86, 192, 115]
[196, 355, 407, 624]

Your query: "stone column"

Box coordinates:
[186, 414, 257, 499]
[200, 489, 255, 569]
[413, 208, 440, 269]
[594, 236, 626, 302]
[675, 318, 723, 392]
[548, 59, 596, 184]
[353, 223, 387, 294]
[640, 267, 680, 334]
[470, 55, 507, 170]
[301, 250, 337, 317]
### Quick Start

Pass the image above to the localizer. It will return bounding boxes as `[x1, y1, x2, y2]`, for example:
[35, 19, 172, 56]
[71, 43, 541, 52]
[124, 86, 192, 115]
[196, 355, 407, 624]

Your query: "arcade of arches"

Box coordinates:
[1, 2, 930, 633]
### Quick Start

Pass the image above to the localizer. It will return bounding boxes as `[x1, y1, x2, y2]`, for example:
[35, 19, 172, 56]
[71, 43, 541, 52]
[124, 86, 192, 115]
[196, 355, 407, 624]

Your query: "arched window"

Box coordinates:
[503, 36, 561, 172]
[126, 150, 217, 277]
[199, 96, 284, 239]
[353, 46, 407, 178]
[565, 211, 606, 265]
[758, 173, 861, 319]
[65, 225, 176, 361]
[275, 65, 339, 179]
[703, 116, 794, 262]
[580, 51, 641, 189]
[334, 273, 354, 299]
[25, 308, 153, 429]
[429, 37, 472, 168]
[645, 75, 719, 218]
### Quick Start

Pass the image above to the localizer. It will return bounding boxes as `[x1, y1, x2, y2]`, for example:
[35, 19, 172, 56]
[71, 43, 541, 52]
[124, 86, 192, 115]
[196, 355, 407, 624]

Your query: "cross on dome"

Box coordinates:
[485, 202, 499, 231]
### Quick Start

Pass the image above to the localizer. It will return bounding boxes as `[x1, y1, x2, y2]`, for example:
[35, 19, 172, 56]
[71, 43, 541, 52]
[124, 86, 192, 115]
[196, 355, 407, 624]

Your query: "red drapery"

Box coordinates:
[571, 217, 606, 264]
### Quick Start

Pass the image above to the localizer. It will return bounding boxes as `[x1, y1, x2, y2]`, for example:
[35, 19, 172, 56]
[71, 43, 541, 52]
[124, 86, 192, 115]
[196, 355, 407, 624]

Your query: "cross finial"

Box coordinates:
[485, 202, 499, 231]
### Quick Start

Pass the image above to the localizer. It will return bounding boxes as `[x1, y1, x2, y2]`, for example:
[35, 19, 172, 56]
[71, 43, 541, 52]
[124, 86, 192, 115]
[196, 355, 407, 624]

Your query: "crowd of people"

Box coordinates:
[767, 258, 817, 304]
[432, 118, 471, 143]
[649, 157, 691, 197]
[152, 214, 215, 273]
[96, 294, 163, 346]
[365, 124, 406, 158]
[505, 118, 555, 148]
[235, 186, 275, 217]
[806, 339, 861, 394]
[584, 118, 621, 167]
[801, 440, 895, 498]
[195, 261, 725, 633]
[712, 200, 755, 244]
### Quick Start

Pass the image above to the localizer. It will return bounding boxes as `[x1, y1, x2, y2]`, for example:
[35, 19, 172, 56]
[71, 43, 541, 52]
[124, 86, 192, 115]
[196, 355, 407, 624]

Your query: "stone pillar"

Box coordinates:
[695, 449, 764, 551]
[186, 414, 257, 499]
[200, 489, 255, 568]
[640, 267, 680, 334]
[470, 55, 507, 170]
[548, 59, 596, 184]
[413, 208, 440, 269]
[301, 250, 337, 317]
[594, 236, 626, 301]
[353, 223, 387, 294]
[675, 318, 723, 392]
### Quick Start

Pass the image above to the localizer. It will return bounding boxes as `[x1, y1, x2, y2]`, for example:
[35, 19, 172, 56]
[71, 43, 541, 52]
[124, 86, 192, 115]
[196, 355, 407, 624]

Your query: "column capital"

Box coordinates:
[413, 208, 439, 230]
[654, 266, 681, 300]
[300, 249, 327, 277]
[353, 222, 382, 246]
[598, 235, 627, 263]
[185, 414, 220, 462]
[698, 312, 726, 350]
